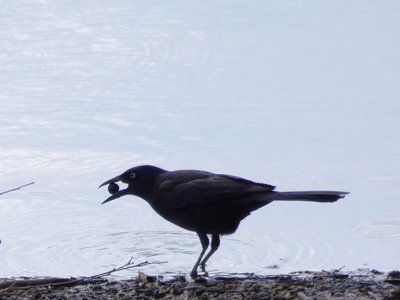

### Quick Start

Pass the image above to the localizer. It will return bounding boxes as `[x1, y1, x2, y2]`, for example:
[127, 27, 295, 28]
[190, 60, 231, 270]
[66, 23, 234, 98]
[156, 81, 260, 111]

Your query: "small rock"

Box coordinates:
[172, 286, 184, 295]
[195, 288, 205, 296]
[107, 287, 119, 294]
[175, 275, 186, 282]
[138, 271, 156, 283]
[297, 291, 309, 300]
[256, 291, 270, 300]
[388, 270, 400, 278]
[92, 285, 103, 291]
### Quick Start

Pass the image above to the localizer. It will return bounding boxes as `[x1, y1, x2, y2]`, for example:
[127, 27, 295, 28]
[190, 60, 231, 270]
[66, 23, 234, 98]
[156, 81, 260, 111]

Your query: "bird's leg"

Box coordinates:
[190, 233, 209, 278]
[199, 234, 220, 271]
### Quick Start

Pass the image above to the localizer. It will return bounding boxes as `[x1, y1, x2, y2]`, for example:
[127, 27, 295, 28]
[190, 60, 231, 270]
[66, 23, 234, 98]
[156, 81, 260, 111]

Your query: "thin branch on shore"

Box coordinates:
[331, 266, 346, 274]
[0, 182, 35, 196]
[0, 258, 165, 292]
[85, 257, 159, 279]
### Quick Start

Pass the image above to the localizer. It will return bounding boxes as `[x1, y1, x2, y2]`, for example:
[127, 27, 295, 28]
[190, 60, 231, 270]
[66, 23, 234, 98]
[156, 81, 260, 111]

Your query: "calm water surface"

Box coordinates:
[1, 1, 399, 278]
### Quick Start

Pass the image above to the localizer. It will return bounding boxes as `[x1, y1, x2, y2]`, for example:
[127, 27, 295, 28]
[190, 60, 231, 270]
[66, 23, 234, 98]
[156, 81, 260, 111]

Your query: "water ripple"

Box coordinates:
[350, 221, 400, 240]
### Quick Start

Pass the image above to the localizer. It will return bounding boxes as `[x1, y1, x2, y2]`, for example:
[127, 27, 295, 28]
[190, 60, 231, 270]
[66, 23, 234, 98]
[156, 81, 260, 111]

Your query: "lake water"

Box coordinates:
[1, 1, 399, 279]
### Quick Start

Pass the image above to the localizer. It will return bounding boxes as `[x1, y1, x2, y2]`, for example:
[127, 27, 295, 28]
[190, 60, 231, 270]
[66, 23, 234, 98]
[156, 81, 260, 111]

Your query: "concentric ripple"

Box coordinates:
[350, 221, 400, 240]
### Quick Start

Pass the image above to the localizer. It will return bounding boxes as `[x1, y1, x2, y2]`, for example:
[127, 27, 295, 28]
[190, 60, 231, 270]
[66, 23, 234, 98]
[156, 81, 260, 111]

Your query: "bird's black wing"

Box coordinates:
[157, 170, 275, 209]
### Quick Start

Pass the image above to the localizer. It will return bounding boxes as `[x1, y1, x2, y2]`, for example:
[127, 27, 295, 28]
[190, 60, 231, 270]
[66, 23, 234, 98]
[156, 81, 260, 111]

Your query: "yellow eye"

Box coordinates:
[130, 172, 136, 179]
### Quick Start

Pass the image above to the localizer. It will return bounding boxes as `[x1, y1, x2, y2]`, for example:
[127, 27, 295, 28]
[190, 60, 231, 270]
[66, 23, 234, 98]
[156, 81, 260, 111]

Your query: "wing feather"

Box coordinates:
[157, 170, 275, 209]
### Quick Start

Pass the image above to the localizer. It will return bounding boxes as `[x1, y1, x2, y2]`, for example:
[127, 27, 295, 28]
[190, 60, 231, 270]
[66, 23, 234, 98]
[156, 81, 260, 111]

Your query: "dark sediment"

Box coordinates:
[1, 270, 399, 300]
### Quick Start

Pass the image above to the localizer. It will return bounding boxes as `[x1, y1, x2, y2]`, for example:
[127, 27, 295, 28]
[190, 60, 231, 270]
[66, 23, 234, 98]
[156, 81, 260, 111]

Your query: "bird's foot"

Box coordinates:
[200, 263, 206, 272]
[190, 269, 198, 279]
[199, 263, 209, 277]
[191, 266, 209, 279]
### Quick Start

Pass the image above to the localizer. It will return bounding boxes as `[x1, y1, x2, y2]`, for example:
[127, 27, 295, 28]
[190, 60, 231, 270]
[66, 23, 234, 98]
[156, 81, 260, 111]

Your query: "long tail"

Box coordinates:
[272, 191, 348, 203]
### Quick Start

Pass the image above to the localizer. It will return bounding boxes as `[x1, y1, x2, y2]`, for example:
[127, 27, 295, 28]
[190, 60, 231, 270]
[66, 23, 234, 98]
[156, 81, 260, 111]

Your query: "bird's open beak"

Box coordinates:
[99, 176, 130, 205]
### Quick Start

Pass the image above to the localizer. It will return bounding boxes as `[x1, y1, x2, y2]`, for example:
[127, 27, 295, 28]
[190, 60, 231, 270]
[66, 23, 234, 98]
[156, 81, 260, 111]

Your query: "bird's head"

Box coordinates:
[99, 165, 165, 204]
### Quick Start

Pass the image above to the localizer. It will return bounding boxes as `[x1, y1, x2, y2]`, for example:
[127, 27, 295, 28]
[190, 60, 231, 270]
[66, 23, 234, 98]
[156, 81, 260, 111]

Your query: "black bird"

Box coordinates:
[100, 165, 348, 277]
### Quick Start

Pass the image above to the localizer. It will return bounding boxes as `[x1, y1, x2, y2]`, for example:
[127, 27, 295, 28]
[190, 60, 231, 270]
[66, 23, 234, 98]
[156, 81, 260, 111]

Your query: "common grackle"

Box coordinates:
[100, 165, 348, 277]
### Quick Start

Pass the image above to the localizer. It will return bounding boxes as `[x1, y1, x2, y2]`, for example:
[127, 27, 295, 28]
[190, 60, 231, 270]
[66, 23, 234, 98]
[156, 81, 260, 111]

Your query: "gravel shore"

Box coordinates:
[1, 270, 399, 300]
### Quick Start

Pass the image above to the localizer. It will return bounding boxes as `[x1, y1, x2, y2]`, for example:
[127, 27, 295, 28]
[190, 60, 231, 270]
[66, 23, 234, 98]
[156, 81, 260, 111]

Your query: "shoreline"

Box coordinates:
[1, 270, 399, 299]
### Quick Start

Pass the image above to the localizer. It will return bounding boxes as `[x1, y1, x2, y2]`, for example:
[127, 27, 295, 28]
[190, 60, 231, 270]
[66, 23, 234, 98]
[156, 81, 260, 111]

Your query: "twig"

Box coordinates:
[0, 258, 166, 292]
[0, 182, 35, 196]
[331, 266, 346, 274]
[83, 257, 161, 279]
